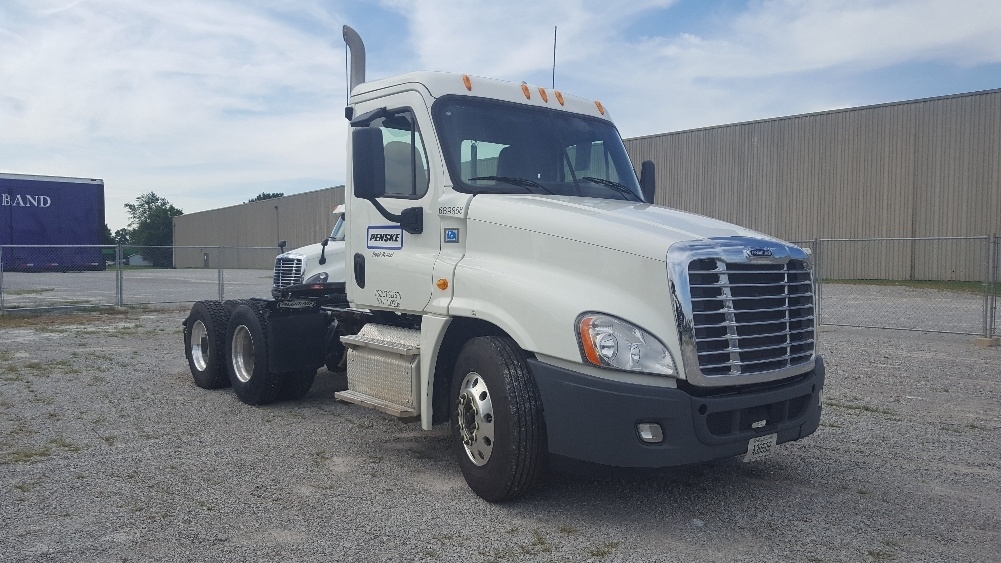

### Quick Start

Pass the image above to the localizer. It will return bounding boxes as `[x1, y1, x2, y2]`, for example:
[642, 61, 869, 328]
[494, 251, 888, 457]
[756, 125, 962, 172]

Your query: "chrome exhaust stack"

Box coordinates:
[343, 25, 366, 92]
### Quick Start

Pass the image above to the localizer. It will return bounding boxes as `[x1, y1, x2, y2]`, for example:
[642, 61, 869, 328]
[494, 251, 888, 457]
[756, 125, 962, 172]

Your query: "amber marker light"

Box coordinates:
[595, 100, 605, 115]
[538, 88, 549, 103]
[578, 317, 602, 366]
[554, 90, 565, 105]
[462, 74, 472, 91]
[521, 83, 531, 99]
[436, 279, 449, 290]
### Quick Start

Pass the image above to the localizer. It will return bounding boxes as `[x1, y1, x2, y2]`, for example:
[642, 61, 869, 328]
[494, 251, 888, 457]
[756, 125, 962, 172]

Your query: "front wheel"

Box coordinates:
[450, 336, 547, 502]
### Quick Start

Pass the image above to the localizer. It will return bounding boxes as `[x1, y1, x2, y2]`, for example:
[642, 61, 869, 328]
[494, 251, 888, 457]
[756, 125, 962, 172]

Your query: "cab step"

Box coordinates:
[334, 390, 419, 422]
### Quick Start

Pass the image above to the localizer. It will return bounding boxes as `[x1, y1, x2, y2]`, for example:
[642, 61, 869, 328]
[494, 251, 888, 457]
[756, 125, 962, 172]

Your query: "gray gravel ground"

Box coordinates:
[1, 308, 999, 562]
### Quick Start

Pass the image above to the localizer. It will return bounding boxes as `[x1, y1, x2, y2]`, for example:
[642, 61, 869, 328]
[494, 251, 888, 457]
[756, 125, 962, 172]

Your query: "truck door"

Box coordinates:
[346, 92, 441, 313]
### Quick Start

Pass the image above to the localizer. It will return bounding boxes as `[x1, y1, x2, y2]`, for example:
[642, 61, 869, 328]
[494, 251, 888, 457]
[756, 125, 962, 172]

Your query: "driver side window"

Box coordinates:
[372, 112, 430, 198]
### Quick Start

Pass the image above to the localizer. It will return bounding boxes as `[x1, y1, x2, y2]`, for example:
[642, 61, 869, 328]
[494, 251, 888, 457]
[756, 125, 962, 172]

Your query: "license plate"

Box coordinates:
[743, 433, 777, 462]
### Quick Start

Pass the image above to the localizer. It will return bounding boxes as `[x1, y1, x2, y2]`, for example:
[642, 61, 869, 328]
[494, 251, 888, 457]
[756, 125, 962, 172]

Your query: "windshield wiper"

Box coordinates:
[468, 176, 553, 194]
[580, 176, 641, 201]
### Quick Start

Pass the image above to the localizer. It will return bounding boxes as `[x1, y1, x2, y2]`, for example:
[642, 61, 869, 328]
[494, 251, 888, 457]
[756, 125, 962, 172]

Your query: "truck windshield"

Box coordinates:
[329, 214, 345, 241]
[433, 96, 643, 201]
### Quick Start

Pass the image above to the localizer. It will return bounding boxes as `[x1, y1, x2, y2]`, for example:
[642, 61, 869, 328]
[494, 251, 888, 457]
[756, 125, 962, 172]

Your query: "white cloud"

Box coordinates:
[1, 0, 999, 229]
[0, 0, 348, 228]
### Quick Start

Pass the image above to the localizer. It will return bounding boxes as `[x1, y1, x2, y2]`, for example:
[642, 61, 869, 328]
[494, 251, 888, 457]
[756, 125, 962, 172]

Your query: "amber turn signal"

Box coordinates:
[436, 279, 449, 290]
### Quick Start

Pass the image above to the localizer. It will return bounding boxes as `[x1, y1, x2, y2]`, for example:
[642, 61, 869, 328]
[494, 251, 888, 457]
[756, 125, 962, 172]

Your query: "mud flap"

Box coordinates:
[267, 311, 327, 373]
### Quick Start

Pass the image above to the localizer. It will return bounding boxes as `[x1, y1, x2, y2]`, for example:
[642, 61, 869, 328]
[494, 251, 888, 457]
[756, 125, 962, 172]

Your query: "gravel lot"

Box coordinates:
[1, 308, 999, 562]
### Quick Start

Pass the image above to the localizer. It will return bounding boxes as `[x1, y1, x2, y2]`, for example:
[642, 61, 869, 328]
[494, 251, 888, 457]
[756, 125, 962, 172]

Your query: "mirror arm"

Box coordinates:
[319, 237, 328, 265]
[366, 198, 424, 235]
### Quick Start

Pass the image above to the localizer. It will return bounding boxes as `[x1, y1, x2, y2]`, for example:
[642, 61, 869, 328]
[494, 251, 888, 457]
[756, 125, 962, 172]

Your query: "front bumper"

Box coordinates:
[529, 356, 824, 470]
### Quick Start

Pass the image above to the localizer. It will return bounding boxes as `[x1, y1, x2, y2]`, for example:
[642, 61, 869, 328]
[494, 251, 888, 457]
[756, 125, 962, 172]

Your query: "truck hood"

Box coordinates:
[467, 195, 774, 261]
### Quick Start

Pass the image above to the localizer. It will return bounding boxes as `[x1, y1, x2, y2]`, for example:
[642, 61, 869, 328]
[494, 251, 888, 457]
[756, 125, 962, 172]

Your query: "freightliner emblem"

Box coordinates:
[746, 248, 773, 258]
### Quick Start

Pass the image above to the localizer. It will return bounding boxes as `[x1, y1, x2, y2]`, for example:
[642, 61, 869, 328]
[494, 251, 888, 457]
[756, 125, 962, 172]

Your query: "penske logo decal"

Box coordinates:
[367, 225, 404, 250]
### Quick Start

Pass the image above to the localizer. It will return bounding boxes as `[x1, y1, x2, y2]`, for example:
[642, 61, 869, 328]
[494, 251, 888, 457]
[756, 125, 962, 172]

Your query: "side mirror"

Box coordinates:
[639, 160, 656, 204]
[352, 127, 386, 199]
[278, 240, 287, 252]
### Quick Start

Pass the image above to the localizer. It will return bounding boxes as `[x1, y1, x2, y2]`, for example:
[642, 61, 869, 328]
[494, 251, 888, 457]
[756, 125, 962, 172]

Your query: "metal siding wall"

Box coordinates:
[625, 89, 1001, 281]
[173, 187, 345, 268]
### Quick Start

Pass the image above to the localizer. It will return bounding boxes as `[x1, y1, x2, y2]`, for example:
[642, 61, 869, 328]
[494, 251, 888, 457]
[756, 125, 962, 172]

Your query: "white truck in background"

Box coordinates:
[182, 26, 824, 502]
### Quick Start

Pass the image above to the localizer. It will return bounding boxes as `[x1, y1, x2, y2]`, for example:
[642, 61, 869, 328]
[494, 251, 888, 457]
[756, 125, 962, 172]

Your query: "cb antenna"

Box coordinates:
[552, 26, 557, 89]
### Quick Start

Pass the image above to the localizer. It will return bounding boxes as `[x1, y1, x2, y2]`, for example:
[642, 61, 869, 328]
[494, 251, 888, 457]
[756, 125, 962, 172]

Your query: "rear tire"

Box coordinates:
[183, 301, 231, 389]
[226, 304, 283, 405]
[450, 336, 547, 502]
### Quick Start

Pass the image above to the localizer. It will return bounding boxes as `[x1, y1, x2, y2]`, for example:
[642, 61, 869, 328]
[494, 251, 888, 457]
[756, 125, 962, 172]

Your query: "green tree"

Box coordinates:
[124, 192, 183, 267]
[101, 224, 115, 245]
[248, 192, 284, 203]
[113, 228, 131, 245]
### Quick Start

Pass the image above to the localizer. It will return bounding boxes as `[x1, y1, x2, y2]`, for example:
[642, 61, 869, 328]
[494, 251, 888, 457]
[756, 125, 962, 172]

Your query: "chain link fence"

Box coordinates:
[0, 245, 276, 312]
[793, 236, 999, 337]
[2, 239, 999, 338]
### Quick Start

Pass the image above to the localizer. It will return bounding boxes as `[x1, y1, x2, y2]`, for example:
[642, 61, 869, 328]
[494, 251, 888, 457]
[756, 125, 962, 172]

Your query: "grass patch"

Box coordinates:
[824, 400, 897, 416]
[527, 530, 551, 553]
[588, 541, 621, 558]
[11, 446, 53, 463]
[824, 278, 997, 295]
[49, 437, 82, 452]
[14, 479, 43, 493]
[867, 549, 895, 561]
[0, 310, 135, 329]
[6, 287, 56, 296]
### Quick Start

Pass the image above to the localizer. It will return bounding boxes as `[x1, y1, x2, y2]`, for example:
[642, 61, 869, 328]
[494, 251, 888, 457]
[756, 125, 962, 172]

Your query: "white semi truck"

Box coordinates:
[182, 26, 824, 502]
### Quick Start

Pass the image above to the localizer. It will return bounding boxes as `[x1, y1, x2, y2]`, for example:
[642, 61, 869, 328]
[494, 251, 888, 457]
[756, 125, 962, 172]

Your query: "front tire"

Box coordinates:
[226, 304, 283, 405]
[450, 336, 547, 502]
[183, 301, 231, 389]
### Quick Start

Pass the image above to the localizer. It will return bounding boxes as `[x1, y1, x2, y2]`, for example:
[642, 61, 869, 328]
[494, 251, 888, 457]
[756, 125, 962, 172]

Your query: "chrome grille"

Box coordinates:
[688, 258, 815, 376]
[273, 255, 304, 289]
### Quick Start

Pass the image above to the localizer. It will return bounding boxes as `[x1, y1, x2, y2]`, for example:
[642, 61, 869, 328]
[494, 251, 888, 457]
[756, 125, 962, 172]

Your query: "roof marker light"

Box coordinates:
[554, 91, 565, 106]
[462, 74, 472, 91]
[538, 87, 549, 103]
[595, 100, 605, 115]
[521, 83, 531, 99]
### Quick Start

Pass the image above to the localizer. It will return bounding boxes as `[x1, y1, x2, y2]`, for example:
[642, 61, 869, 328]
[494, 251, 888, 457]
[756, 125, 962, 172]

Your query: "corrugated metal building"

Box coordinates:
[624, 88, 1001, 281]
[173, 90, 999, 279]
[173, 186, 344, 268]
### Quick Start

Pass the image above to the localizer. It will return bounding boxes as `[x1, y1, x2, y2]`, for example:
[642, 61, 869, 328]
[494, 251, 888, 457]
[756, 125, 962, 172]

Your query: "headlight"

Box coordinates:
[304, 272, 328, 284]
[576, 313, 676, 376]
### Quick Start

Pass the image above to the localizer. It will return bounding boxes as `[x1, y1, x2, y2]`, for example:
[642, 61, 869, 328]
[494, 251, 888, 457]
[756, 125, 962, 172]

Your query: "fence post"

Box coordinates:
[813, 238, 822, 326]
[984, 236, 992, 338]
[0, 245, 5, 315]
[992, 234, 999, 337]
[116, 244, 123, 306]
[218, 247, 225, 301]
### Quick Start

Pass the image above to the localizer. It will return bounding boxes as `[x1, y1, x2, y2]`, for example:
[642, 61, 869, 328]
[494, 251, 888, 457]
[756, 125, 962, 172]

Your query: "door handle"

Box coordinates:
[353, 253, 366, 289]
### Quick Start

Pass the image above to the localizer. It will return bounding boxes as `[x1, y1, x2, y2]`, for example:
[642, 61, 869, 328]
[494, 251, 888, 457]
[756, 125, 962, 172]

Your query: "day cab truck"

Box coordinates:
[182, 26, 824, 502]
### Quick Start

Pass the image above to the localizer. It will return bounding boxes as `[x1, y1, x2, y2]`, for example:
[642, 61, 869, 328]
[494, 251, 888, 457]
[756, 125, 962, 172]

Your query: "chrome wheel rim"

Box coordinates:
[231, 325, 255, 383]
[190, 320, 210, 372]
[456, 371, 495, 466]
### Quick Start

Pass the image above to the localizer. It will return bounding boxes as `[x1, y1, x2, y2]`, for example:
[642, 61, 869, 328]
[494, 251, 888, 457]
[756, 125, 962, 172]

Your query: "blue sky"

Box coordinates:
[2, 0, 999, 230]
